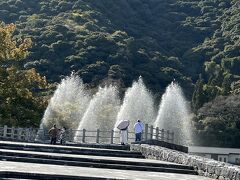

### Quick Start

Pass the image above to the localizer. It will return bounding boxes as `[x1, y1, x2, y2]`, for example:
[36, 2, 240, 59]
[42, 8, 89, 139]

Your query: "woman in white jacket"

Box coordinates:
[120, 127, 128, 145]
[117, 120, 129, 145]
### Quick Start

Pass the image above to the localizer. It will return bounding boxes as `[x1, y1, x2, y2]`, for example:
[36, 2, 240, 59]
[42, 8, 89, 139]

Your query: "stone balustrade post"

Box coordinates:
[155, 127, 159, 140]
[11, 127, 15, 139]
[25, 128, 30, 141]
[18, 128, 23, 140]
[28, 128, 32, 141]
[144, 124, 148, 140]
[34, 128, 38, 141]
[43, 129, 47, 141]
[150, 125, 153, 139]
[3, 125, 7, 137]
[96, 129, 100, 143]
[30, 128, 35, 141]
[82, 129, 86, 143]
[166, 130, 170, 142]
[68, 129, 72, 142]
[171, 132, 174, 143]
[161, 129, 164, 141]
[110, 130, 114, 144]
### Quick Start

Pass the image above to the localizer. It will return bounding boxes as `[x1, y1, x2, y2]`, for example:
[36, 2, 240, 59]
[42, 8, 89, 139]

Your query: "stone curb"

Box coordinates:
[130, 144, 240, 180]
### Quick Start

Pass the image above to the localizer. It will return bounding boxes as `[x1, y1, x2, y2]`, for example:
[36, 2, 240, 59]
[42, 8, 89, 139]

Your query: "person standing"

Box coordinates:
[48, 124, 59, 145]
[117, 120, 129, 145]
[60, 127, 67, 145]
[120, 127, 128, 145]
[134, 120, 144, 142]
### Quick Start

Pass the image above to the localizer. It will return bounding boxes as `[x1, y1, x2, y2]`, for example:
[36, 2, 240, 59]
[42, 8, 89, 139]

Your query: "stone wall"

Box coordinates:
[130, 144, 240, 180]
[132, 139, 188, 153]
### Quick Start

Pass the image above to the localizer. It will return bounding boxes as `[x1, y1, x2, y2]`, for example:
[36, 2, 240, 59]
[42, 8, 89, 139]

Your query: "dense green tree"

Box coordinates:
[194, 94, 240, 148]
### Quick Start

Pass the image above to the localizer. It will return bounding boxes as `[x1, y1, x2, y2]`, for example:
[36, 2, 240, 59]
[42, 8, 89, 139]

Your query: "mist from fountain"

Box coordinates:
[36, 74, 193, 145]
[114, 77, 156, 141]
[36, 75, 90, 141]
[154, 82, 192, 145]
[74, 85, 120, 142]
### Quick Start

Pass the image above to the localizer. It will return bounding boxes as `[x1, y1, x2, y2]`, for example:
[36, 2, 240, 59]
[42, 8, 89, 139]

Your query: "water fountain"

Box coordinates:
[36, 75, 90, 141]
[154, 81, 192, 145]
[114, 77, 156, 141]
[36, 74, 193, 145]
[74, 85, 120, 142]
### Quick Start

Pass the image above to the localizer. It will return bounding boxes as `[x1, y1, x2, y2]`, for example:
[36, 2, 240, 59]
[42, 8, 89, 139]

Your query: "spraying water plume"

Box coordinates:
[154, 81, 192, 145]
[36, 74, 90, 141]
[114, 77, 156, 141]
[74, 85, 120, 142]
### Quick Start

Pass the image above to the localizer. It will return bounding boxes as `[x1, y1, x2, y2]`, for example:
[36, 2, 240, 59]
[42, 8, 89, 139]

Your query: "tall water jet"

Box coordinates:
[114, 77, 156, 141]
[36, 75, 90, 141]
[154, 82, 192, 145]
[74, 85, 120, 142]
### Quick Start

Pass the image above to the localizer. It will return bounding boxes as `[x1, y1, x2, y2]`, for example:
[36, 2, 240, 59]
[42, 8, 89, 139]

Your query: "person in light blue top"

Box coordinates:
[134, 120, 144, 142]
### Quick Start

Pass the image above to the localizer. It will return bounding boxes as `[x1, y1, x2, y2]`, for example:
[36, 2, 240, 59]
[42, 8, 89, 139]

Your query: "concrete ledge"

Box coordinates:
[0, 171, 114, 180]
[130, 144, 240, 180]
[132, 139, 188, 153]
[0, 139, 131, 150]
[67, 142, 130, 151]
[0, 141, 143, 158]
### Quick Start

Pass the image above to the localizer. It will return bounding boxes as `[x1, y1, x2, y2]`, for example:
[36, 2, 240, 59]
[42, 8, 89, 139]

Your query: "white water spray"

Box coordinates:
[154, 82, 192, 145]
[114, 77, 156, 141]
[36, 75, 90, 141]
[74, 85, 120, 142]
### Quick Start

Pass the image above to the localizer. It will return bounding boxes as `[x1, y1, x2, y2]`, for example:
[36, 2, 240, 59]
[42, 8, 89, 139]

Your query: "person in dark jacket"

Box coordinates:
[48, 124, 59, 145]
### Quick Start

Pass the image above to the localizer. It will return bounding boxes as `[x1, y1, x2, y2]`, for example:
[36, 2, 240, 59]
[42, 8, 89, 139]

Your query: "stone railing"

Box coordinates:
[130, 144, 240, 180]
[0, 125, 174, 144]
[0, 126, 37, 142]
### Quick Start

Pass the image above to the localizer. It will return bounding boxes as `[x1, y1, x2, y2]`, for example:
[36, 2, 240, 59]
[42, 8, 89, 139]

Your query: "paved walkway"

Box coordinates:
[0, 141, 213, 179]
[0, 161, 212, 180]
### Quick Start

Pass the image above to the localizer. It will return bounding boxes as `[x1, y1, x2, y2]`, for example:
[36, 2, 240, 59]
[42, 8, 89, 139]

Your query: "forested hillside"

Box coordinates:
[0, 0, 240, 147]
